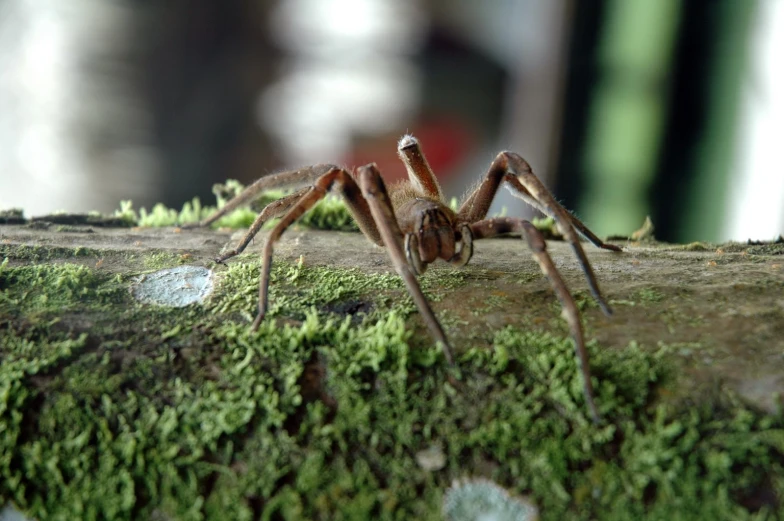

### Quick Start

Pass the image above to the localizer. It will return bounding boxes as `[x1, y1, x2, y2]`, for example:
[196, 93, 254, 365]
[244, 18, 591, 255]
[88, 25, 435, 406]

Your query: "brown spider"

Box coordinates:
[188, 135, 621, 422]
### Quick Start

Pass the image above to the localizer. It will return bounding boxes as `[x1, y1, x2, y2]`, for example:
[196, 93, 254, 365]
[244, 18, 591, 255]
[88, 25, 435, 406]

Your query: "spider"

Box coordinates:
[187, 135, 621, 422]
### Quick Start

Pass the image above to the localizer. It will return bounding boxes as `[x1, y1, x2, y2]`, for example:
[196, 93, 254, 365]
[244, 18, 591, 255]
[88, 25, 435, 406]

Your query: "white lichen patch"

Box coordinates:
[443, 479, 539, 521]
[0, 505, 33, 521]
[130, 266, 214, 307]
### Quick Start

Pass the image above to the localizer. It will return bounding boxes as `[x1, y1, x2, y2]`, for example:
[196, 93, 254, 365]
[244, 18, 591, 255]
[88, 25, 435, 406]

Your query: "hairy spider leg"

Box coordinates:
[214, 187, 309, 263]
[470, 217, 601, 424]
[357, 164, 453, 363]
[397, 134, 445, 202]
[458, 156, 622, 253]
[458, 151, 616, 316]
[183, 163, 338, 229]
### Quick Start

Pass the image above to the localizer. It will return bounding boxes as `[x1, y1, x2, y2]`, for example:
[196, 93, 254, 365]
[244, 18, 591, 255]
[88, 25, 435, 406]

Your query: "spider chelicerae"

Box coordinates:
[187, 135, 622, 422]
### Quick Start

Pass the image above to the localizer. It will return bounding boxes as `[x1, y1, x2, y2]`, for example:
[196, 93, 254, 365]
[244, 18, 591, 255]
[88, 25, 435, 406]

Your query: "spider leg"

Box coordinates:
[182, 163, 339, 229]
[251, 166, 382, 331]
[215, 187, 309, 264]
[357, 164, 454, 364]
[458, 157, 621, 253]
[462, 181, 620, 253]
[448, 223, 474, 268]
[471, 217, 601, 424]
[458, 152, 615, 316]
[397, 134, 445, 202]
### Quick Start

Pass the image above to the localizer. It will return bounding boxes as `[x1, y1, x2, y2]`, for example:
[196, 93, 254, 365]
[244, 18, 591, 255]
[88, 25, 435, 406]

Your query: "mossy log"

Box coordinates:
[1, 221, 783, 520]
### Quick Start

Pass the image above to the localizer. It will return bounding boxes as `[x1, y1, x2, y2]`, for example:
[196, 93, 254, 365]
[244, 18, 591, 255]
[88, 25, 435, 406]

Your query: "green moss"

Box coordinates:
[469, 293, 511, 317]
[634, 287, 665, 303]
[137, 251, 193, 271]
[747, 243, 784, 256]
[0, 244, 103, 262]
[115, 180, 359, 232]
[0, 327, 90, 513]
[115, 198, 254, 229]
[207, 257, 403, 322]
[570, 289, 601, 312]
[26, 212, 134, 228]
[0, 308, 414, 520]
[0, 208, 26, 224]
[53, 225, 91, 233]
[1, 250, 782, 520]
[532, 216, 559, 239]
[0, 262, 125, 316]
[111, 179, 606, 237]
[420, 268, 471, 292]
[294, 194, 358, 232]
[669, 242, 714, 252]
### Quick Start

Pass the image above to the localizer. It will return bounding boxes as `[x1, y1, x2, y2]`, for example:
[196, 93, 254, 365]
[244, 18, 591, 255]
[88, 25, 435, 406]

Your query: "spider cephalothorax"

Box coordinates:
[187, 135, 621, 422]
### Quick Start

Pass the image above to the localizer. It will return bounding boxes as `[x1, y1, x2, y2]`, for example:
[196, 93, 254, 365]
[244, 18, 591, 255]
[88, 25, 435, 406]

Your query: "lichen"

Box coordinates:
[443, 479, 539, 521]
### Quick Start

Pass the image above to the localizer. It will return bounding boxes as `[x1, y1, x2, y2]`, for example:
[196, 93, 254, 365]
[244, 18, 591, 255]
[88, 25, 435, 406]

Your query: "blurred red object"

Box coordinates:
[342, 116, 475, 184]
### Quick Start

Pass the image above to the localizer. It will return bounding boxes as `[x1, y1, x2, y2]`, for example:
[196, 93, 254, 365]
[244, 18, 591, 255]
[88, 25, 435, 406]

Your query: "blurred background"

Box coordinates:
[0, 0, 781, 243]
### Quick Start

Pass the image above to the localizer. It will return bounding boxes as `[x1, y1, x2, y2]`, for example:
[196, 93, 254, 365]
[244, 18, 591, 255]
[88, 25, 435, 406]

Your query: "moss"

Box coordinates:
[420, 268, 472, 292]
[634, 288, 665, 303]
[115, 181, 359, 232]
[294, 194, 358, 232]
[0, 307, 413, 520]
[531, 216, 560, 240]
[571, 289, 601, 312]
[1, 247, 783, 519]
[207, 257, 404, 323]
[137, 251, 194, 271]
[0, 244, 104, 263]
[0, 208, 27, 225]
[6, 307, 781, 520]
[53, 225, 95, 233]
[609, 287, 667, 309]
[469, 293, 511, 317]
[669, 242, 714, 252]
[28, 213, 133, 228]
[109, 179, 617, 237]
[0, 262, 125, 317]
[746, 243, 784, 256]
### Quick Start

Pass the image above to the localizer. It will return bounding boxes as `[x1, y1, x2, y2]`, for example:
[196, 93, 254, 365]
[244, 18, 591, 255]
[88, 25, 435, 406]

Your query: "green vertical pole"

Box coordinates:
[580, 0, 681, 235]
